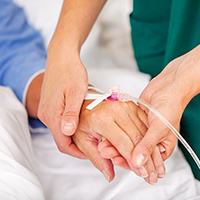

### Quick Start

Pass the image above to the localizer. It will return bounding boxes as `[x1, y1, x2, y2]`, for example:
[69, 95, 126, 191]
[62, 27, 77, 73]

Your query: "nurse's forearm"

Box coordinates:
[48, 0, 107, 56]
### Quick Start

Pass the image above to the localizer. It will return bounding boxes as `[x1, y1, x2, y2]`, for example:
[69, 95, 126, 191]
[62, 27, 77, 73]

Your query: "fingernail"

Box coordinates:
[139, 166, 148, 178]
[158, 144, 166, 153]
[149, 172, 158, 184]
[63, 123, 74, 134]
[102, 170, 110, 183]
[157, 166, 165, 178]
[136, 154, 145, 167]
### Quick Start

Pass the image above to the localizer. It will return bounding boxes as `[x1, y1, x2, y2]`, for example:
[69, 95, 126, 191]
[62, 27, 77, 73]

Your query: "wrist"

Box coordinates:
[174, 45, 200, 105]
[47, 39, 81, 63]
[26, 73, 44, 118]
[81, 87, 101, 111]
[175, 70, 200, 105]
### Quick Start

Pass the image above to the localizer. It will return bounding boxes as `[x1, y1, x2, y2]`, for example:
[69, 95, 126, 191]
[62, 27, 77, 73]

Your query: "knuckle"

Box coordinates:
[90, 111, 99, 120]
[90, 111, 101, 122]
[90, 109, 108, 125]
[137, 123, 147, 135]
[128, 101, 137, 111]
[143, 141, 154, 155]
[91, 157, 101, 169]
[63, 110, 77, 118]
[162, 127, 169, 136]
[110, 101, 123, 111]
[133, 134, 143, 146]
[121, 102, 129, 109]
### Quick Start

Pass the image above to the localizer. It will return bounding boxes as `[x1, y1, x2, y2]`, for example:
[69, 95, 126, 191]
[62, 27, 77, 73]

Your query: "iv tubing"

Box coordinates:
[118, 93, 200, 170]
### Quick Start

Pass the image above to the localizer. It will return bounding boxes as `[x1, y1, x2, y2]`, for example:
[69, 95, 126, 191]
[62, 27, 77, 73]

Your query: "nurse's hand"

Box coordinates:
[37, 48, 88, 158]
[72, 99, 165, 184]
[131, 45, 200, 170]
[37, 0, 106, 159]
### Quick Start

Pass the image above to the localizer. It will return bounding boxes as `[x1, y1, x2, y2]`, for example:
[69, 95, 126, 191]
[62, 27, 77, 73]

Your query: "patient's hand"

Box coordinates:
[73, 100, 165, 184]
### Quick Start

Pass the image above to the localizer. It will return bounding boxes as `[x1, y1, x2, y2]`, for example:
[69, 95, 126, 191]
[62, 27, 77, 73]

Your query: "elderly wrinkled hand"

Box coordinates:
[73, 99, 165, 184]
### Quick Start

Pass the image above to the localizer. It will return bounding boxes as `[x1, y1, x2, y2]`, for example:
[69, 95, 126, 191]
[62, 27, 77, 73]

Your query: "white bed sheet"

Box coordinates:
[0, 86, 199, 200]
[10, 0, 200, 199]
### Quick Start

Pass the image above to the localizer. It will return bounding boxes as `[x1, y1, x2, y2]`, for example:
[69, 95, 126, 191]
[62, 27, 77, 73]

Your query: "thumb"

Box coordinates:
[132, 119, 166, 168]
[61, 89, 85, 136]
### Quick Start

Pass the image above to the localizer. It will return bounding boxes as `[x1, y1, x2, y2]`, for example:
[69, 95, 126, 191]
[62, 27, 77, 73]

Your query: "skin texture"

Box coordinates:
[97, 45, 200, 180]
[131, 45, 200, 169]
[72, 99, 165, 184]
[26, 75, 165, 184]
[26, 0, 200, 184]
[26, 75, 165, 183]
[37, 0, 107, 157]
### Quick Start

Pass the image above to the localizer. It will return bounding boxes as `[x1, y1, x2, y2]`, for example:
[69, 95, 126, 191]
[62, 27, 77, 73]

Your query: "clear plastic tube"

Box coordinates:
[118, 93, 200, 170]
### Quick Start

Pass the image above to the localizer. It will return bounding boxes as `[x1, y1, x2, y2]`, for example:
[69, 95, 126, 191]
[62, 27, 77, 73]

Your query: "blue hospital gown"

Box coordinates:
[0, 0, 47, 130]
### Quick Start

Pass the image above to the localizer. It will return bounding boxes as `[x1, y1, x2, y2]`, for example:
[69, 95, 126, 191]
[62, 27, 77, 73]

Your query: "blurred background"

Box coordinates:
[14, 0, 150, 97]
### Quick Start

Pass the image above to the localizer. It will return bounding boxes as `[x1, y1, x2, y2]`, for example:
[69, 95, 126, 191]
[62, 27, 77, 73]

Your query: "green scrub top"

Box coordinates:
[130, 0, 200, 180]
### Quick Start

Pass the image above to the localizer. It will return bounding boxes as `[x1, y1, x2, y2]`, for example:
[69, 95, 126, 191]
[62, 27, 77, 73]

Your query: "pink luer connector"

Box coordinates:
[105, 85, 120, 101]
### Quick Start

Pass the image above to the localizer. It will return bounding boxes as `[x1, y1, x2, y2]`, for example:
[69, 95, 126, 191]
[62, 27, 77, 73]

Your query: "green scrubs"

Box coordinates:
[130, 0, 200, 180]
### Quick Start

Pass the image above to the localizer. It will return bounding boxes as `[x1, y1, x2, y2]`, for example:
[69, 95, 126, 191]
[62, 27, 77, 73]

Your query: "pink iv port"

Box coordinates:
[105, 85, 120, 101]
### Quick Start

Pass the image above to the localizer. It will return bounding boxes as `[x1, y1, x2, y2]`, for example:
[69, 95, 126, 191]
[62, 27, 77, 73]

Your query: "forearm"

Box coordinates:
[48, 0, 107, 57]
[26, 73, 44, 118]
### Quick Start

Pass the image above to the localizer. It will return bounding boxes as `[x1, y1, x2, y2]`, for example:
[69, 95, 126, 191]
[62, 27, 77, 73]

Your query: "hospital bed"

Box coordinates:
[1, 0, 200, 199]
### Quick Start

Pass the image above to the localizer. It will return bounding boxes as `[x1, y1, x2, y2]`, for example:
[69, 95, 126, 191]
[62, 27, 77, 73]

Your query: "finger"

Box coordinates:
[144, 170, 158, 185]
[96, 124, 142, 176]
[50, 116, 86, 158]
[137, 106, 148, 128]
[100, 146, 120, 159]
[98, 139, 132, 171]
[102, 138, 163, 183]
[98, 138, 112, 152]
[115, 103, 147, 147]
[95, 121, 135, 169]
[126, 104, 159, 181]
[160, 134, 177, 161]
[98, 139, 154, 179]
[139, 157, 157, 184]
[115, 112, 143, 148]
[140, 147, 165, 183]
[132, 118, 168, 168]
[98, 137, 153, 178]
[127, 101, 148, 132]
[141, 145, 165, 184]
[113, 156, 141, 176]
[73, 130, 115, 182]
[158, 143, 166, 153]
[61, 86, 86, 136]
[152, 146, 165, 178]
[113, 156, 130, 170]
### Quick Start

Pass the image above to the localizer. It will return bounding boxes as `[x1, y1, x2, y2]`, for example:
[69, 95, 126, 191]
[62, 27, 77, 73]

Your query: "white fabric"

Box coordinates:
[0, 87, 45, 200]
[0, 86, 199, 200]
[2, 0, 199, 199]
